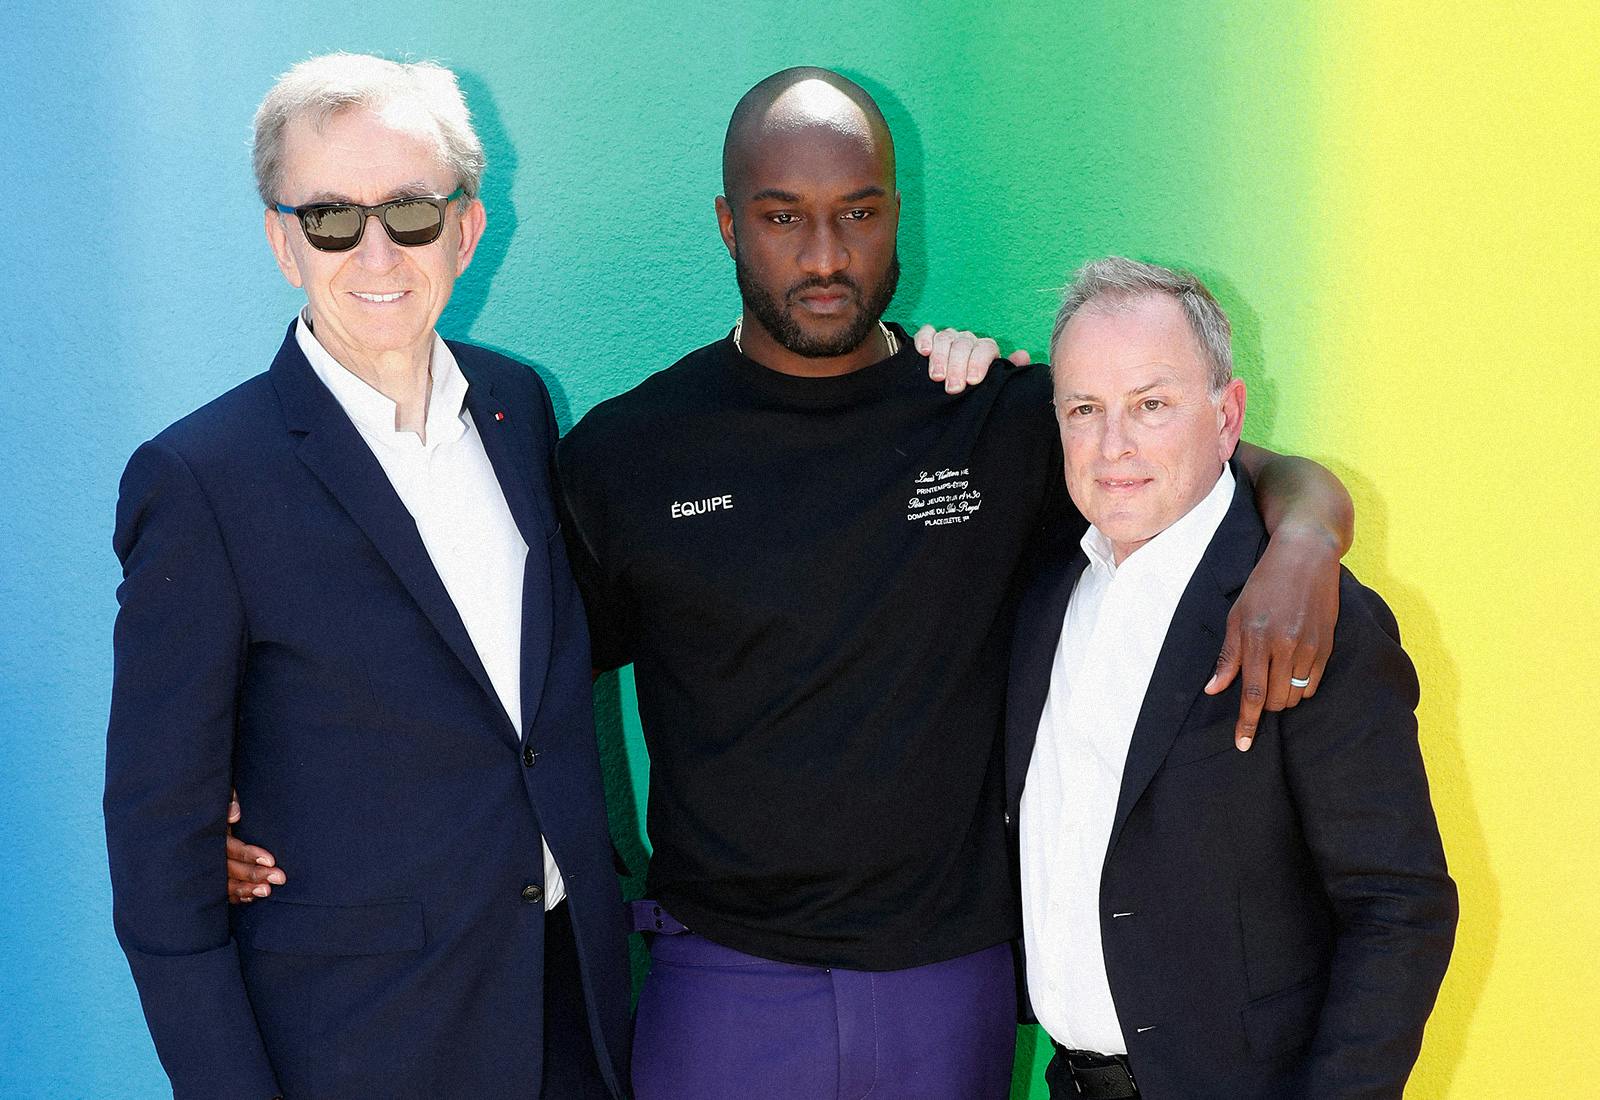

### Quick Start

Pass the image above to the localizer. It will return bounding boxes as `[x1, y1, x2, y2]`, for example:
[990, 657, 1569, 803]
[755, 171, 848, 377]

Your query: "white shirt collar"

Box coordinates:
[1080, 463, 1236, 590]
[294, 311, 469, 449]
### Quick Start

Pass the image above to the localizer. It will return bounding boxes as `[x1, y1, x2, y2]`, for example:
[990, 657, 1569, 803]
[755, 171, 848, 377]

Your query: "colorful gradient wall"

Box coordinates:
[3, 3, 1593, 1096]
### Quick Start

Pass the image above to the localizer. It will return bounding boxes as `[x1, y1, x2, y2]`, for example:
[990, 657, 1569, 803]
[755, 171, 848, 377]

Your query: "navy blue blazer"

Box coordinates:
[106, 325, 631, 1099]
[1005, 467, 1457, 1099]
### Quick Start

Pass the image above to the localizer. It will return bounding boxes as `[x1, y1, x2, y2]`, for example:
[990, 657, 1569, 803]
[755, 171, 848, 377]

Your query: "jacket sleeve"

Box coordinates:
[1280, 576, 1458, 1099]
[105, 438, 280, 1100]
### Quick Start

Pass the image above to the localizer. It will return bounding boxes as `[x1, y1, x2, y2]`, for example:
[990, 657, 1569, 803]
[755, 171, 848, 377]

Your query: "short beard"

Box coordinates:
[735, 249, 901, 359]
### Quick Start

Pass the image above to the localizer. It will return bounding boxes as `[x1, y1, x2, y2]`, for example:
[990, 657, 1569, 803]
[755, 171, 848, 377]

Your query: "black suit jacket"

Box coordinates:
[1005, 466, 1457, 1099]
[106, 325, 632, 1099]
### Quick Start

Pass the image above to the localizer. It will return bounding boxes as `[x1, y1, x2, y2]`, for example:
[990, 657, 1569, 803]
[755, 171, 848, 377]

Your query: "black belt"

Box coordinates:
[1049, 1045, 1139, 1099]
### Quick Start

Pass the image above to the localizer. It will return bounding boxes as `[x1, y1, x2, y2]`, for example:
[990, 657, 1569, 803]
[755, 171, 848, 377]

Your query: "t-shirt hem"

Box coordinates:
[654, 895, 1022, 973]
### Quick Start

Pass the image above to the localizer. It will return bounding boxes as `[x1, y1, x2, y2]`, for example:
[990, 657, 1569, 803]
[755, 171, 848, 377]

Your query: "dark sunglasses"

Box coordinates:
[273, 187, 464, 252]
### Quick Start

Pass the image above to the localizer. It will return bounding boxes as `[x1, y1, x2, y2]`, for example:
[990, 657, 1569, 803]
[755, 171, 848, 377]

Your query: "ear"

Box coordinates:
[1218, 377, 1247, 459]
[453, 197, 487, 275]
[264, 208, 304, 289]
[715, 195, 737, 260]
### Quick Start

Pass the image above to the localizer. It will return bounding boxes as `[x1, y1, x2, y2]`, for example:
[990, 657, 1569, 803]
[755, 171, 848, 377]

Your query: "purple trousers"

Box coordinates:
[631, 904, 1016, 1100]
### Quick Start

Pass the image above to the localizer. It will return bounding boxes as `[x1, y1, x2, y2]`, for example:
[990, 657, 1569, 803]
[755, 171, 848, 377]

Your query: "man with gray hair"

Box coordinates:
[105, 53, 630, 1098]
[1005, 257, 1457, 1097]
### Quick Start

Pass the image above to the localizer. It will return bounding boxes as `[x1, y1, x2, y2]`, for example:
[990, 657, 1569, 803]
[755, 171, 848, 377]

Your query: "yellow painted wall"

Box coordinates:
[1311, 6, 1600, 1093]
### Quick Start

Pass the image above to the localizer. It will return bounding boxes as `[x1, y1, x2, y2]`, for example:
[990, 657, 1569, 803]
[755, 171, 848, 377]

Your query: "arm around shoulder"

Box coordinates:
[1235, 441, 1353, 557]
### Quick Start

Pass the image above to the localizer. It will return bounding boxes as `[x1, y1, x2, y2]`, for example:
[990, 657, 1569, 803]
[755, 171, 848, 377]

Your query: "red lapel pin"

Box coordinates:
[493, 411, 506, 422]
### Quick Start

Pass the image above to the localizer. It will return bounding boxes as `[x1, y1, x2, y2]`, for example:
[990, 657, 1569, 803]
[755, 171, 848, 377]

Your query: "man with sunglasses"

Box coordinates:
[105, 54, 630, 1099]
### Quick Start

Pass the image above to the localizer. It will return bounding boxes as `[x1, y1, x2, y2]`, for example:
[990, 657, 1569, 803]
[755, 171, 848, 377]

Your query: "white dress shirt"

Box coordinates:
[296, 315, 566, 910]
[1020, 465, 1235, 1052]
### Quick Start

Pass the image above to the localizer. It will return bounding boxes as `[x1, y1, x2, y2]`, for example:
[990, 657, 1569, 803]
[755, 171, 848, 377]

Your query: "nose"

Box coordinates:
[1100, 409, 1136, 462]
[797, 219, 848, 279]
[351, 214, 402, 270]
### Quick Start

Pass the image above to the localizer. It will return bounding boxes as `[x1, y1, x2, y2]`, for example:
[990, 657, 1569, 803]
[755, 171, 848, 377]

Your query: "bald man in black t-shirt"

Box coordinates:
[557, 68, 1355, 1099]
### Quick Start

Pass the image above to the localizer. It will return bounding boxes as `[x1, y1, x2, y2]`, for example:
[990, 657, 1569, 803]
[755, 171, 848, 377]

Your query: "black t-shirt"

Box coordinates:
[556, 324, 1079, 970]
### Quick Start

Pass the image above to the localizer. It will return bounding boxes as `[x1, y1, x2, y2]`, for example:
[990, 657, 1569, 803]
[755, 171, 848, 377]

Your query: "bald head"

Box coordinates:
[713, 68, 902, 373]
[722, 67, 895, 201]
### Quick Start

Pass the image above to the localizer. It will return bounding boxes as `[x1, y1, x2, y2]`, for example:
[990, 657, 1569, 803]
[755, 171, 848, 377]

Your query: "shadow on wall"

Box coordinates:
[441, 73, 515, 350]
[1324, 461, 1499, 1100]
[1188, 263, 1277, 445]
[439, 69, 576, 433]
[844, 71, 927, 324]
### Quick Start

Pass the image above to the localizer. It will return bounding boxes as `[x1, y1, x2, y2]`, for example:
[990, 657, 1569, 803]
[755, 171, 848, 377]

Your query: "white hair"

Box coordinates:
[1050, 256, 1234, 395]
[252, 52, 484, 206]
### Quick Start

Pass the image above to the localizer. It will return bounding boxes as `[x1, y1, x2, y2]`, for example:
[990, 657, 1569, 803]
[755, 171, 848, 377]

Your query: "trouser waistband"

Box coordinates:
[629, 899, 690, 935]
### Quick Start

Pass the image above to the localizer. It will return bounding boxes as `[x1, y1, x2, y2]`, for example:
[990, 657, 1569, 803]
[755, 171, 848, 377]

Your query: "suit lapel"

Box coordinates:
[1006, 538, 1090, 809]
[1105, 469, 1265, 858]
[1104, 583, 1230, 857]
[269, 327, 513, 746]
[459, 359, 547, 548]
[457, 355, 554, 735]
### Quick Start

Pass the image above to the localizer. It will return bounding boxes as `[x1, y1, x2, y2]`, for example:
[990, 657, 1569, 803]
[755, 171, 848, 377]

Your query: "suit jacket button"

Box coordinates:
[523, 746, 538, 767]
[522, 884, 543, 904]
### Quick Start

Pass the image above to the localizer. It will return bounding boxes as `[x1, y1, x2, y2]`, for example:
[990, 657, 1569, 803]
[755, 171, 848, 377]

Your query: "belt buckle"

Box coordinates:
[1067, 1054, 1138, 1098]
